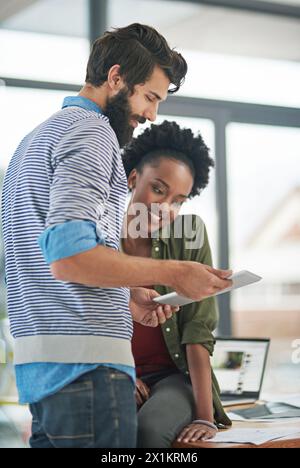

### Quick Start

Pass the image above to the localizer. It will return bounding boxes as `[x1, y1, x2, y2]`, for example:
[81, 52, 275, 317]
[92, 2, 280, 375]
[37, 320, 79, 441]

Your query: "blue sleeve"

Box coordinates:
[38, 220, 106, 264]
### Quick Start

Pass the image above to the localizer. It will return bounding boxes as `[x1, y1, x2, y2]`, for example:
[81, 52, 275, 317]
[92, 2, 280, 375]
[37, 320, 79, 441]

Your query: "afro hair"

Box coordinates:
[122, 120, 214, 198]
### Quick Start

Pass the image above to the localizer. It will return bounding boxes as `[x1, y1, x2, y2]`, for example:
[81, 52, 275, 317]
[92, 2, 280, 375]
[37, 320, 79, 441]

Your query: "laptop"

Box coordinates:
[211, 338, 270, 407]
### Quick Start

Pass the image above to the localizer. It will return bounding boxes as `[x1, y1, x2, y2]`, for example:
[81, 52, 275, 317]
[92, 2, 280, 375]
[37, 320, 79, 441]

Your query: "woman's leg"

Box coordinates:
[137, 373, 195, 448]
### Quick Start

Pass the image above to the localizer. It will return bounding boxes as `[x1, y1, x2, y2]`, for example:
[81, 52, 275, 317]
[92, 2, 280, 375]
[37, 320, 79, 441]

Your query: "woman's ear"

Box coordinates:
[128, 169, 137, 190]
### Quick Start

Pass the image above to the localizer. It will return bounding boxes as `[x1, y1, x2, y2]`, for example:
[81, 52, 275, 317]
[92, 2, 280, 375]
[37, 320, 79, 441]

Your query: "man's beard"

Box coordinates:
[104, 88, 145, 148]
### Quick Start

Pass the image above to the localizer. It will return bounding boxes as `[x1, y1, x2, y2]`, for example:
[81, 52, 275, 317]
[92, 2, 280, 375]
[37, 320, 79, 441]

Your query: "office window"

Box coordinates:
[0, 85, 75, 170]
[0, 0, 89, 83]
[108, 0, 300, 107]
[227, 122, 300, 393]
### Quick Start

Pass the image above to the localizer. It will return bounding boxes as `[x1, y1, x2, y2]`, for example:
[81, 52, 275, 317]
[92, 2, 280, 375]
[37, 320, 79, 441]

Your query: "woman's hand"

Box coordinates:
[177, 422, 217, 443]
[130, 287, 179, 327]
[135, 378, 150, 408]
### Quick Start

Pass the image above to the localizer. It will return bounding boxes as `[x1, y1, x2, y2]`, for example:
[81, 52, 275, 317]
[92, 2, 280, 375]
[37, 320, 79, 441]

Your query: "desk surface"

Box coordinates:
[172, 404, 300, 449]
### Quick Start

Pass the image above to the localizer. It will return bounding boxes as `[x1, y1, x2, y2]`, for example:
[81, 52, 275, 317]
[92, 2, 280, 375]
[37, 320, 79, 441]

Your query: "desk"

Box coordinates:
[172, 404, 300, 449]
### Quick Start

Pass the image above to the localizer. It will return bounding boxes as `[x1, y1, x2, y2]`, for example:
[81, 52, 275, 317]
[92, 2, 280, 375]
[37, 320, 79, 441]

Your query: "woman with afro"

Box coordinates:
[121, 120, 231, 448]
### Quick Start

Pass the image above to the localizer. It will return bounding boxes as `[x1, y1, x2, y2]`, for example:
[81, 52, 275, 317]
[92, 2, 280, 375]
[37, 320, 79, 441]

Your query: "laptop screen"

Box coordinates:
[211, 338, 270, 397]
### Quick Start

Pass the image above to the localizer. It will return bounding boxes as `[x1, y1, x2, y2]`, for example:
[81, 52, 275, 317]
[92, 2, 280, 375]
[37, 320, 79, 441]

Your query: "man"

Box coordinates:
[1, 23, 231, 448]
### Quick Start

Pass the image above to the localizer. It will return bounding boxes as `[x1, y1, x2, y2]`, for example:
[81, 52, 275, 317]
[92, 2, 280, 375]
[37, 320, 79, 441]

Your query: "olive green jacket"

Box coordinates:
[151, 214, 232, 428]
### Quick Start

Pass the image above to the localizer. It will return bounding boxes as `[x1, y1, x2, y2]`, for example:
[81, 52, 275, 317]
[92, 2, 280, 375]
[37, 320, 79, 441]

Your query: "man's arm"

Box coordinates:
[51, 244, 232, 302]
[51, 244, 175, 287]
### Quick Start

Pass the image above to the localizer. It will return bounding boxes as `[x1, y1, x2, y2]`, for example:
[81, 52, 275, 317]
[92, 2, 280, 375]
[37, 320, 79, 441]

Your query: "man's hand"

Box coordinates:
[172, 263, 233, 301]
[130, 287, 179, 327]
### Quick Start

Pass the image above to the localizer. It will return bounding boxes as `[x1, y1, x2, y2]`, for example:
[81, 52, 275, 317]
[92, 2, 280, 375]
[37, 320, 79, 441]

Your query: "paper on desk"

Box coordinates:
[207, 428, 300, 445]
[226, 412, 276, 422]
[226, 412, 300, 423]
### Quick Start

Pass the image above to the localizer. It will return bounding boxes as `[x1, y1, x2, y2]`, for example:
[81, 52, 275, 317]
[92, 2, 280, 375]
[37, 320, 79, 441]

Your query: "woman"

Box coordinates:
[121, 120, 232, 448]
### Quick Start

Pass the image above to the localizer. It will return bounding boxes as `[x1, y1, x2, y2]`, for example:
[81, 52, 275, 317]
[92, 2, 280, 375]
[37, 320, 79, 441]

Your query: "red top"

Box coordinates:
[132, 321, 177, 378]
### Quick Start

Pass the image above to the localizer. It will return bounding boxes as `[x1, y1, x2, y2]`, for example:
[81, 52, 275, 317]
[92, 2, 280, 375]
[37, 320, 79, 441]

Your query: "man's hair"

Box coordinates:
[86, 23, 187, 94]
[122, 120, 214, 198]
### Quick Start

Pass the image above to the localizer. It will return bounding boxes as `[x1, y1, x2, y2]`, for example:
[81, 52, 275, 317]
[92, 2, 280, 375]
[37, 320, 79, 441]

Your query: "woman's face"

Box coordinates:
[127, 157, 194, 235]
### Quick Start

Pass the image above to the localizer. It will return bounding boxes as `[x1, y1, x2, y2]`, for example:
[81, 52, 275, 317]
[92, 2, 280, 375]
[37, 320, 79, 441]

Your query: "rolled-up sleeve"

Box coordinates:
[38, 220, 106, 264]
[38, 119, 114, 264]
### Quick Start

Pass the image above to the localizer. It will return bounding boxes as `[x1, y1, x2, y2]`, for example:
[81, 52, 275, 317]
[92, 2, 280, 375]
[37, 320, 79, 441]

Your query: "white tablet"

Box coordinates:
[153, 270, 262, 307]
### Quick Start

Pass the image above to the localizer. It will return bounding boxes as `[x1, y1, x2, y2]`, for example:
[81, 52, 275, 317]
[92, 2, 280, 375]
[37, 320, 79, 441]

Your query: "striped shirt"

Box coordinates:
[2, 96, 135, 402]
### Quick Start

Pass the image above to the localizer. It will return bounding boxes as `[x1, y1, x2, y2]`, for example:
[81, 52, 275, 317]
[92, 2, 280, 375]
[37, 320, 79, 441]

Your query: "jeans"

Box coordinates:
[137, 370, 195, 448]
[29, 366, 137, 448]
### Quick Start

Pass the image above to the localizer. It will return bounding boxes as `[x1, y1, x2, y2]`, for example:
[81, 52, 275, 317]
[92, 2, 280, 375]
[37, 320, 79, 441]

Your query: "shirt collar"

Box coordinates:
[152, 228, 169, 245]
[62, 96, 103, 114]
[159, 235, 168, 245]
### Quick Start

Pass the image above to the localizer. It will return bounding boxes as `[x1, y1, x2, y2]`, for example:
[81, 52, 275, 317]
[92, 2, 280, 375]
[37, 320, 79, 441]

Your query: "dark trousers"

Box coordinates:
[138, 370, 195, 448]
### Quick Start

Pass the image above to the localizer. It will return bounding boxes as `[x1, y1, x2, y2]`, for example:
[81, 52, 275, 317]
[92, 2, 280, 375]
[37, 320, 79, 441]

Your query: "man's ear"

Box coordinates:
[107, 64, 125, 93]
[128, 169, 137, 190]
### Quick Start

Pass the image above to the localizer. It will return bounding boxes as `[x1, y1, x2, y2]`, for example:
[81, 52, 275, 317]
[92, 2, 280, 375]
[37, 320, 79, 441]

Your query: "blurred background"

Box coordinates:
[0, 0, 299, 447]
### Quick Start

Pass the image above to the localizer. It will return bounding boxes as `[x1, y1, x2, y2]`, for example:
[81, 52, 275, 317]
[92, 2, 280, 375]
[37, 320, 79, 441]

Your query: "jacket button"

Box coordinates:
[174, 354, 179, 359]
[154, 247, 160, 252]
[166, 328, 170, 332]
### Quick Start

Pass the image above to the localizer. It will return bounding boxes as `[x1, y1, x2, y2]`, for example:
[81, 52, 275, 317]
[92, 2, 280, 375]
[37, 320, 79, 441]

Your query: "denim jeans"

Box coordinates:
[29, 366, 137, 448]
